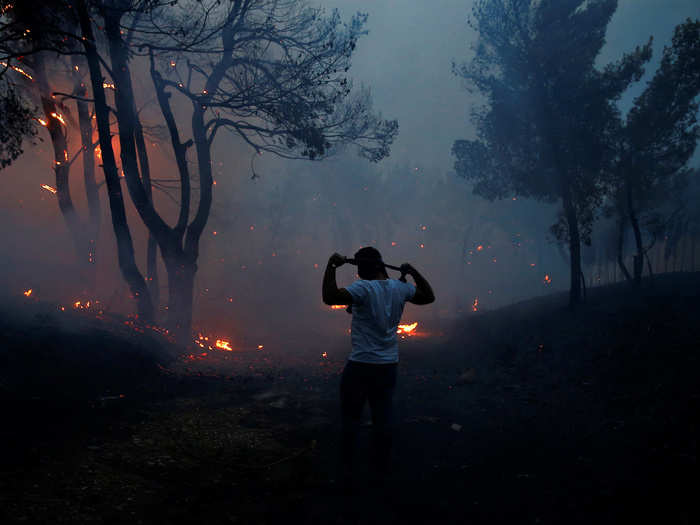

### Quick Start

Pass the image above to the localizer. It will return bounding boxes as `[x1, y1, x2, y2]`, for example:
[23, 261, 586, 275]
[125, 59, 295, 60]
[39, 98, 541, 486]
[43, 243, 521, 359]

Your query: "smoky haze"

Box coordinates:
[1, 0, 698, 352]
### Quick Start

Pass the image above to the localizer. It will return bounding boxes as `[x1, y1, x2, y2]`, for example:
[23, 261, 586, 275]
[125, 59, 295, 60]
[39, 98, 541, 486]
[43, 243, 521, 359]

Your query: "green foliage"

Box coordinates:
[452, 0, 650, 241]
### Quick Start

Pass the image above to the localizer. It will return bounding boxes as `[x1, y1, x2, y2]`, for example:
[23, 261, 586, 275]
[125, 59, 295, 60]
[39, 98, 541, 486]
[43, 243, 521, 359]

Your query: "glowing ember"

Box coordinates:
[50, 112, 66, 126]
[257, 344, 264, 350]
[472, 297, 479, 312]
[0, 61, 33, 80]
[215, 339, 232, 351]
[36, 118, 48, 127]
[397, 322, 418, 335]
[476, 245, 484, 251]
[321, 351, 328, 359]
[102, 82, 115, 90]
[23, 288, 32, 297]
[543, 274, 552, 284]
[330, 304, 347, 310]
[95, 144, 102, 160]
[41, 184, 57, 194]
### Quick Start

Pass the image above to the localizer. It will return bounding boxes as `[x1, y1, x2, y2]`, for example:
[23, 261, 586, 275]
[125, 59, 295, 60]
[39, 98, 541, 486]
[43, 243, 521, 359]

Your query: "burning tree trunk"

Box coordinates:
[71, 55, 100, 293]
[76, 0, 154, 321]
[32, 54, 88, 274]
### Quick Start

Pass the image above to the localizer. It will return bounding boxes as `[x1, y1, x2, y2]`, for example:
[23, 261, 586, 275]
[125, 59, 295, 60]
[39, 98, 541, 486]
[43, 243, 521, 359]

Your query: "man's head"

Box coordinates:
[354, 246, 388, 280]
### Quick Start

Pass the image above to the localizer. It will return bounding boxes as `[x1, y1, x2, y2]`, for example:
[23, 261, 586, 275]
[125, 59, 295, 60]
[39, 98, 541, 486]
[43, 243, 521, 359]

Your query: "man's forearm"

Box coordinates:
[322, 262, 339, 304]
[411, 268, 435, 302]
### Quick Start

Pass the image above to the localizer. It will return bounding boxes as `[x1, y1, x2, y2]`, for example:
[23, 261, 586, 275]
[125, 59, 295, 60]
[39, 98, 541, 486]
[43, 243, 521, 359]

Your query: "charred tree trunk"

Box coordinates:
[33, 55, 87, 275]
[77, 0, 153, 321]
[164, 253, 196, 342]
[134, 116, 159, 306]
[562, 182, 582, 306]
[72, 55, 100, 294]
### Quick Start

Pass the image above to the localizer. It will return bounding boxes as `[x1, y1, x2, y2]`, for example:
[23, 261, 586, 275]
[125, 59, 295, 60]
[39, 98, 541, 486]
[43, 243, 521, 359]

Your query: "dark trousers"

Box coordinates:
[340, 360, 398, 477]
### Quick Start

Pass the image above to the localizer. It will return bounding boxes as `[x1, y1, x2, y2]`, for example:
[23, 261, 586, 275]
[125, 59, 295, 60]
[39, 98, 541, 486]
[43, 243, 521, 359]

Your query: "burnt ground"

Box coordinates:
[1, 272, 699, 525]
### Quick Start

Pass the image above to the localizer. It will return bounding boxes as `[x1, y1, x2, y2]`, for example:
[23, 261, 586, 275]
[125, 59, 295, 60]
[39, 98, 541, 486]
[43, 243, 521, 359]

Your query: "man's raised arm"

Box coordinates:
[401, 263, 435, 305]
[322, 253, 354, 305]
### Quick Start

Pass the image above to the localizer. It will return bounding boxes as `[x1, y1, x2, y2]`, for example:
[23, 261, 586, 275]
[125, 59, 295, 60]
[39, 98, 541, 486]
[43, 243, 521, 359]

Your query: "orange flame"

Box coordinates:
[476, 245, 484, 251]
[0, 61, 33, 80]
[102, 82, 115, 90]
[36, 118, 48, 127]
[23, 288, 32, 297]
[543, 274, 552, 284]
[397, 322, 418, 335]
[330, 304, 347, 310]
[215, 339, 232, 351]
[472, 297, 479, 312]
[41, 184, 57, 194]
[50, 112, 66, 126]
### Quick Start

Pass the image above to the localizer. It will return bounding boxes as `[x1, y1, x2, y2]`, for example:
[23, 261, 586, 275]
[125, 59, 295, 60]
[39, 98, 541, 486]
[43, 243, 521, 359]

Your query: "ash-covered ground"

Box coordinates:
[1, 272, 698, 525]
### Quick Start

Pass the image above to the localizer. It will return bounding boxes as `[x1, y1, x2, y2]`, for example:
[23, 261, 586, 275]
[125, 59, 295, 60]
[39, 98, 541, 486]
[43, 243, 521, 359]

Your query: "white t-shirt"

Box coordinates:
[344, 278, 416, 364]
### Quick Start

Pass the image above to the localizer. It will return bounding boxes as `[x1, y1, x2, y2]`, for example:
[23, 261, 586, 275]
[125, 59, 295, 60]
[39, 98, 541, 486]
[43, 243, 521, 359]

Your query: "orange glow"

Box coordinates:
[36, 118, 48, 127]
[321, 351, 328, 359]
[0, 61, 33, 80]
[472, 297, 479, 312]
[41, 184, 57, 194]
[476, 245, 484, 251]
[23, 288, 32, 297]
[215, 339, 232, 351]
[102, 82, 115, 90]
[257, 344, 264, 350]
[397, 322, 418, 335]
[544, 274, 552, 284]
[50, 112, 66, 126]
[330, 304, 347, 310]
[95, 144, 102, 160]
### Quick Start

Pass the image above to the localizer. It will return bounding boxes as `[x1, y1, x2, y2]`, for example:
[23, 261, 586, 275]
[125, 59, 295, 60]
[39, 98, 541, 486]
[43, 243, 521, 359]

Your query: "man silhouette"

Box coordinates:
[322, 247, 435, 489]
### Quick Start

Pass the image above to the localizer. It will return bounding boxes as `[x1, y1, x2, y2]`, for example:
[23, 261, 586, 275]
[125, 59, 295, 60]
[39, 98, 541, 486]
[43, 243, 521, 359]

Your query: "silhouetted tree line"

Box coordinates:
[452, 0, 700, 306]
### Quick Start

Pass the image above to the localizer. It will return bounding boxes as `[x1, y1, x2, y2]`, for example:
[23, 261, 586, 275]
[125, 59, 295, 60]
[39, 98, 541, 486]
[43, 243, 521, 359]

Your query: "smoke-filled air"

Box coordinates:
[1, 1, 699, 523]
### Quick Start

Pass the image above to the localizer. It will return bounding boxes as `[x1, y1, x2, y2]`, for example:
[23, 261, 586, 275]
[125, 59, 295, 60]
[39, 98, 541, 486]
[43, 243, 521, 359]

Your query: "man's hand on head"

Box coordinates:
[400, 263, 416, 276]
[329, 253, 346, 268]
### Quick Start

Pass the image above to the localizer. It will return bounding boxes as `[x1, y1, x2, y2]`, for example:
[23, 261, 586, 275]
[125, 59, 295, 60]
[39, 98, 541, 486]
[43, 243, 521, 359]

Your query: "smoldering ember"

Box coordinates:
[1, 1, 699, 524]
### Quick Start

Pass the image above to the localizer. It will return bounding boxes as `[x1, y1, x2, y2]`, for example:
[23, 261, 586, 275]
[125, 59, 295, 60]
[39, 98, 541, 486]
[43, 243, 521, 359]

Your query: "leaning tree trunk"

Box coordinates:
[77, 0, 154, 321]
[562, 183, 582, 307]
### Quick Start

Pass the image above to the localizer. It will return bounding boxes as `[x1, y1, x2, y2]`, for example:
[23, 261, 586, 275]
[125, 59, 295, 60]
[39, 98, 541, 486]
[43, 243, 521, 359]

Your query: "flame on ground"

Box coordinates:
[330, 304, 347, 310]
[41, 184, 57, 194]
[23, 288, 32, 297]
[215, 339, 233, 351]
[397, 322, 418, 335]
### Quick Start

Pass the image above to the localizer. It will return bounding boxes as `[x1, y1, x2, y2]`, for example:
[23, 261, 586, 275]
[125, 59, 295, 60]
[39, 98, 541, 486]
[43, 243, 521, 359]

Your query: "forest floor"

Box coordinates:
[1, 272, 698, 525]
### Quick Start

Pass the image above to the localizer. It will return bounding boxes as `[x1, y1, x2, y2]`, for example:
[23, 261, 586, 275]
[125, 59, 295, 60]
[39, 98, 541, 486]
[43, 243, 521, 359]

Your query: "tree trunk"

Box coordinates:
[77, 0, 153, 321]
[72, 55, 100, 294]
[616, 216, 632, 282]
[33, 55, 87, 276]
[562, 184, 581, 306]
[134, 117, 159, 306]
[164, 254, 196, 344]
[626, 184, 644, 286]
